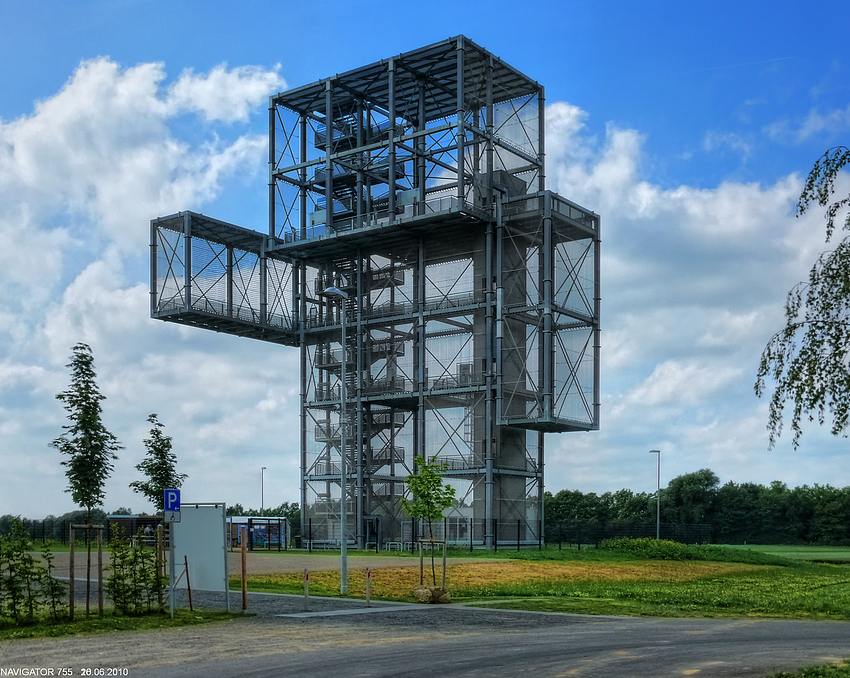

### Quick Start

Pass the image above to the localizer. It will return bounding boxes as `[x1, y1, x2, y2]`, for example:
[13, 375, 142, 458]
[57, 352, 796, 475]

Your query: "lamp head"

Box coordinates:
[321, 285, 349, 300]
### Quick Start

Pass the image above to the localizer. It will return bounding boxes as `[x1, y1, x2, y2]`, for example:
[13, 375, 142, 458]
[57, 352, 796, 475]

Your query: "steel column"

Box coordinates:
[182, 212, 192, 313]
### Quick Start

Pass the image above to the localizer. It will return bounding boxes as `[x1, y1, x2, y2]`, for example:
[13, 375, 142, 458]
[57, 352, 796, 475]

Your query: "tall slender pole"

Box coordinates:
[339, 300, 348, 594]
[321, 285, 349, 595]
[261, 466, 267, 514]
[169, 523, 176, 619]
[649, 450, 660, 539]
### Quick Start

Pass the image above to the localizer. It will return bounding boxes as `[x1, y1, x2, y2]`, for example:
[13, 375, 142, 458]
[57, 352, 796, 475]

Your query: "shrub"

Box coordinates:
[599, 537, 692, 560]
[105, 526, 165, 615]
[0, 518, 67, 625]
[599, 537, 795, 566]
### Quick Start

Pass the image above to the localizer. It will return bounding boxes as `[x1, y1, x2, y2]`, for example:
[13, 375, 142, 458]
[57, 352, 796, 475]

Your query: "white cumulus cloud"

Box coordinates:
[1, 59, 846, 517]
[167, 63, 284, 123]
[0, 57, 291, 516]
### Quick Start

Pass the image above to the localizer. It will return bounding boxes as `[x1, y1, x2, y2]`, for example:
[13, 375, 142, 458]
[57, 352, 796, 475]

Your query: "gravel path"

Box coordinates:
[0, 587, 602, 672]
[3, 550, 587, 673]
[6, 590, 850, 678]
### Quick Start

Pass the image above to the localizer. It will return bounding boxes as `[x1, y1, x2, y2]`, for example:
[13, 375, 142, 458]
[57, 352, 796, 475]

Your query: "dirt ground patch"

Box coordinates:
[230, 551, 492, 575]
[40, 550, 757, 583]
[35, 550, 492, 579]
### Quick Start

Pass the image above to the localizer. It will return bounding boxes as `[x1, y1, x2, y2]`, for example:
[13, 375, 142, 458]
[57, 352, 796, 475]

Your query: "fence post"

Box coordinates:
[97, 527, 103, 616]
[241, 526, 248, 611]
[156, 525, 165, 610]
[517, 519, 521, 552]
[366, 567, 371, 608]
[69, 526, 75, 621]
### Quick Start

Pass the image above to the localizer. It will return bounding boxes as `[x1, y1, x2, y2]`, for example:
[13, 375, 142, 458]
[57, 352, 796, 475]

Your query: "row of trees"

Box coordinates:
[0, 509, 109, 542]
[51, 343, 188, 519]
[12, 468, 850, 547]
[47, 343, 188, 613]
[546, 468, 850, 545]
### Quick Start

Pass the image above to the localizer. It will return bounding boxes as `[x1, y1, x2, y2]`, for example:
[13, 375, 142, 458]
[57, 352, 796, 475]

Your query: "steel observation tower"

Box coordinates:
[150, 36, 600, 549]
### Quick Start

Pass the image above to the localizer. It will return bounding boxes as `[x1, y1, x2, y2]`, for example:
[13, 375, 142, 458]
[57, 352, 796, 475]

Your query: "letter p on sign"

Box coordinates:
[164, 489, 180, 512]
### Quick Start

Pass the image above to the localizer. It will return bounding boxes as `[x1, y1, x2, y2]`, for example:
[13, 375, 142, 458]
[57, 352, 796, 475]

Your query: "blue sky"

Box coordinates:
[2, 0, 850, 518]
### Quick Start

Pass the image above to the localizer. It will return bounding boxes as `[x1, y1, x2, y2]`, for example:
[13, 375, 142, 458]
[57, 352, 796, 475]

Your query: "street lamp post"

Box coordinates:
[321, 285, 349, 595]
[649, 450, 660, 539]
[261, 466, 267, 514]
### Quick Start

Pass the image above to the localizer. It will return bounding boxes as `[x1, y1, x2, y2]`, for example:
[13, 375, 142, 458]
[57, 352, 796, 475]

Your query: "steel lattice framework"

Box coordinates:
[150, 36, 600, 548]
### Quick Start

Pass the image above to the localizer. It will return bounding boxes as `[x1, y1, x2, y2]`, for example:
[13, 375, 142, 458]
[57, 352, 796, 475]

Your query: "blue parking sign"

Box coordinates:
[164, 489, 181, 512]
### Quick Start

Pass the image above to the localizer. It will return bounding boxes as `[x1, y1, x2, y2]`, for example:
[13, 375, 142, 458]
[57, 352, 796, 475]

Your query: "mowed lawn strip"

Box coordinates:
[237, 557, 850, 619]
[727, 544, 850, 563]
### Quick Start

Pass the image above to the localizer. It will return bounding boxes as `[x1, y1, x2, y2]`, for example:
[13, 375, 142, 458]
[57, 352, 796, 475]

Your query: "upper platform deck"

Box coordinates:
[272, 36, 542, 123]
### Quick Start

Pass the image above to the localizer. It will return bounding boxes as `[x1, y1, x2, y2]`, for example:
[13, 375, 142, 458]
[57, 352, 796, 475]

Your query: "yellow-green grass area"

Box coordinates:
[234, 558, 850, 619]
[0, 609, 236, 641]
[725, 544, 850, 563]
[767, 659, 850, 677]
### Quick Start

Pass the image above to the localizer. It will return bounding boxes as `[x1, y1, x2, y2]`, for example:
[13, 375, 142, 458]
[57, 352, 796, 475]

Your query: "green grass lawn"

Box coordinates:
[460, 542, 850, 618]
[234, 541, 850, 620]
[726, 544, 850, 563]
[459, 562, 850, 618]
[767, 660, 850, 677]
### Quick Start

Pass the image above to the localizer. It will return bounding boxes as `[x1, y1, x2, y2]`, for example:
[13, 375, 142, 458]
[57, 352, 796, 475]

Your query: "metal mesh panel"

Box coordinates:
[554, 326, 595, 424]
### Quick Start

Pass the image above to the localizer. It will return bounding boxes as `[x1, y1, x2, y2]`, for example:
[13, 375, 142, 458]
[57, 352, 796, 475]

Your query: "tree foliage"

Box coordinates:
[544, 469, 850, 545]
[402, 455, 456, 588]
[664, 469, 720, 524]
[401, 455, 456, 539]
[51, 343, 122, 617]
[130, 414, 187, 513]
[51, 343, 123, 521]
[756, 146, 850, 447]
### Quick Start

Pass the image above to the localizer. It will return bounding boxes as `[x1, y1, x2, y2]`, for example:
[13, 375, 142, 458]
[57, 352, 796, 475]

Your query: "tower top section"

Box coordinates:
[273, 35, 542, 125]
[269, 35, 549, 247]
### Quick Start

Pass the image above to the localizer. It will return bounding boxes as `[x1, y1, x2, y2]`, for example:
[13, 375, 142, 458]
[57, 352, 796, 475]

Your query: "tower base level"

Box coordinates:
[150, 36, 600, 549]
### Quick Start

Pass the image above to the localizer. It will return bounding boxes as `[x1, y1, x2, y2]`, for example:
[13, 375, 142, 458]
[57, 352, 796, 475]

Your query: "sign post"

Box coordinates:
[164, 489, 181, 618]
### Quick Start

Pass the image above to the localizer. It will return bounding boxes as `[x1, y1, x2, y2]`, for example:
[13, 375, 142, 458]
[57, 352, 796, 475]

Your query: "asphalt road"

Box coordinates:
[3, 591, 849, 677]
